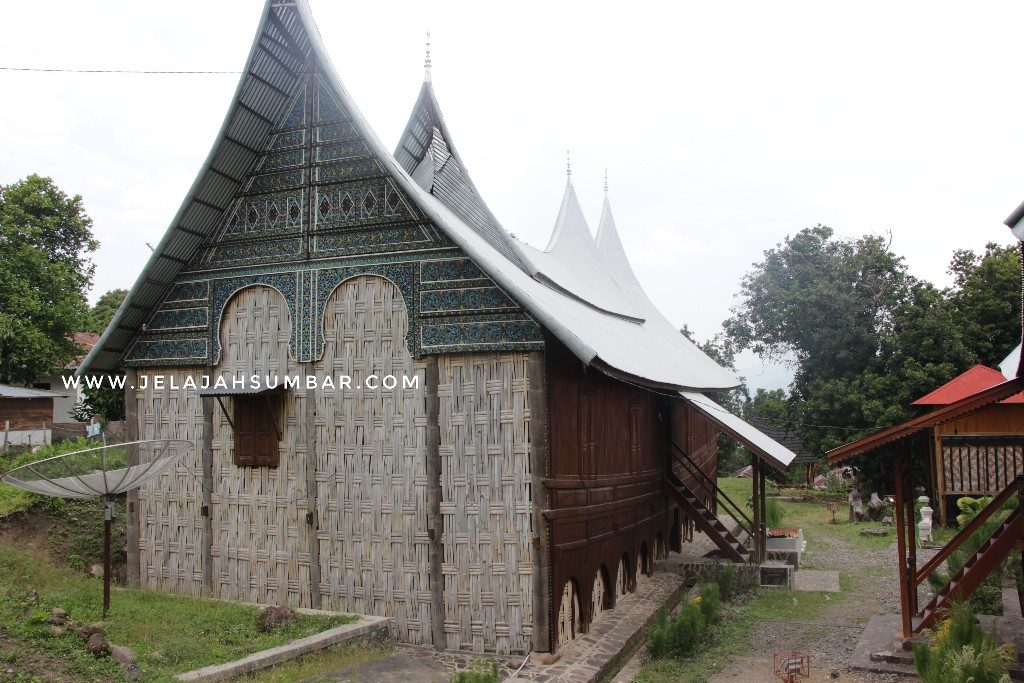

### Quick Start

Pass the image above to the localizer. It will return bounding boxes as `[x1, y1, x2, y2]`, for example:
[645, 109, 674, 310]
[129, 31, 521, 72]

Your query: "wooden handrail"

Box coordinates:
[915, 474, 1022, 586]
[667, 440, 756, 537]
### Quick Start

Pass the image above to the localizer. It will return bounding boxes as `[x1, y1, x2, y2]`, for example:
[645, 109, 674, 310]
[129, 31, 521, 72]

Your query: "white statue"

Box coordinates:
[917, 495, 933, 546]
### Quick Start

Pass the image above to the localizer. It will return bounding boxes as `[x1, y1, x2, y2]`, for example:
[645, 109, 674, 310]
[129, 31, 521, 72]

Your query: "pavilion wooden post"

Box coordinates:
[893, 451, 913, 638]
[903, 443, 918, 617]
[751, 454, 764, 563]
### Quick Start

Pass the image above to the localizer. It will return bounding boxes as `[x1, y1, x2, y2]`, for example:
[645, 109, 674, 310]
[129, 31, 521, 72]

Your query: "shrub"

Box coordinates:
[765, 497, 785, 528]
[647, 586, 718, 659]
[716, 564, 739, 602]
[451, 659, 500, 683]
[698, 583, 721, 624]
[912, 602, 1011, 683]
[929, 495, 1020, 616]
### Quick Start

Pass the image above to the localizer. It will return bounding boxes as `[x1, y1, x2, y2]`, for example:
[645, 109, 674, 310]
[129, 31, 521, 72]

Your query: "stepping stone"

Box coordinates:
[793, 569, 840, 593]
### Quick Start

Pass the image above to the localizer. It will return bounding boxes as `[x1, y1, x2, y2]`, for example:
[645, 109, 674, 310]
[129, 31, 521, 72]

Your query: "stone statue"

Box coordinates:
[867, 492, 885, 521]
[917, 496, 933, 546]
[848, 489, 864, 522]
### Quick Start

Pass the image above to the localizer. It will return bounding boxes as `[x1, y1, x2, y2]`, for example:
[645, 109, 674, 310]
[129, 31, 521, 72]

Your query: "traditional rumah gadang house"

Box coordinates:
[78, 0, 796, 655]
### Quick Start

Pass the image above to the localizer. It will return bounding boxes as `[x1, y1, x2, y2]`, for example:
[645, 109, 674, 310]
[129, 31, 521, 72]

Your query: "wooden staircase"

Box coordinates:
[914, 475, 1023, 633]
[663, 471, 751, 562]
[664, 440, 758, 564]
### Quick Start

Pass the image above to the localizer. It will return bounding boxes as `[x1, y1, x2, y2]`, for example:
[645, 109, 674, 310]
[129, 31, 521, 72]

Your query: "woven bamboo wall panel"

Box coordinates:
[438, 352, 534, 654]
[135, 367, 205, 595]
[314, 276, 432, 645]
[210, 286, 312, 607]
[941, 440, 1023, 495]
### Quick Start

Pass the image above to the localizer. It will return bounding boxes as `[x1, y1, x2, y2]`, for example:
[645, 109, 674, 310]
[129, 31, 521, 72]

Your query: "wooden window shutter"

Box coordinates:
[233, 396, 280, 467]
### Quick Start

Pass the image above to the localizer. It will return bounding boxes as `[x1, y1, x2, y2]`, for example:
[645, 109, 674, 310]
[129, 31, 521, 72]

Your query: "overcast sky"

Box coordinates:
[2, 1, 1022, 389]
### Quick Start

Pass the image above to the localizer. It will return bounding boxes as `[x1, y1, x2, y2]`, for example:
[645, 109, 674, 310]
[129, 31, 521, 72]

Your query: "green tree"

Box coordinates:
[724, 226, 973, 457]
[89, 288, 128, 333]
[946, 242, 1022, 367]
[0, 175, 97, 384]
[682, 325, 749, 474]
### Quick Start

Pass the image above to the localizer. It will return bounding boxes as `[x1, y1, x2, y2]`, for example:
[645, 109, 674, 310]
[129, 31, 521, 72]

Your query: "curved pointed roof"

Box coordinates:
[520, 179, 643, 320]
[394, 78, 530, 270]
[595, 194, 647, 305]
[80, 0, 739, 392]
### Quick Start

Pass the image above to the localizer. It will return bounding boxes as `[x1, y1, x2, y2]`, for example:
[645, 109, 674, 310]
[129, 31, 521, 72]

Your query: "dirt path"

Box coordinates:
[707, 527, 934, 683]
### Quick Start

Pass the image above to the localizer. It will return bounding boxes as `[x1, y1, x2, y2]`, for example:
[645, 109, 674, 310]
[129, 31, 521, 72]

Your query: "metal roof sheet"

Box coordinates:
[80, 0, 741, 392]
[1001, 343, 1022, 380]
[0, 384, 73, 399]
[912, 364, 1024, 405]
[681, 391, 797, 470]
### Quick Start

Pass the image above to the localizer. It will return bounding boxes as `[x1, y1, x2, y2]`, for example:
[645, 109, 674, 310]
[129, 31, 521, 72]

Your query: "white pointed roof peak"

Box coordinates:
[545, 176, 592, 253]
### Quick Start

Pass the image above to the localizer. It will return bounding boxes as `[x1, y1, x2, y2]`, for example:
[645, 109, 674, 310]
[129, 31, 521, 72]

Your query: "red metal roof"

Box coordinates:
[912, 364, 1024, 405]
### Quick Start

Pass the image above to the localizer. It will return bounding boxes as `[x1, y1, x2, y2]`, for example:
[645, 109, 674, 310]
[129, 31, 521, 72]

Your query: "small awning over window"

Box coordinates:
[680, 391, 798, 471]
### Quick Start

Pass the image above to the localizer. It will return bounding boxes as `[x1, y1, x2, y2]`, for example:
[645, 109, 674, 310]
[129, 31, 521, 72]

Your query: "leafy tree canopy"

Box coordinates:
[723, 226, 1020, 460]
[89, 288, 128, 334]
[0, 175, 97, 384]
[945, 242, 1022, 368]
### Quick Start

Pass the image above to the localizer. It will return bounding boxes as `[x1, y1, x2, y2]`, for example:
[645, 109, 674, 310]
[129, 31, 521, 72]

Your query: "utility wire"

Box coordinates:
[0, 66, 240, 74]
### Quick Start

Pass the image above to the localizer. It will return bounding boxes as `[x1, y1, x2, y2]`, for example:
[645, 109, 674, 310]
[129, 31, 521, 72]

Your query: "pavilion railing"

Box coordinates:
[914, 474, 1023, 616]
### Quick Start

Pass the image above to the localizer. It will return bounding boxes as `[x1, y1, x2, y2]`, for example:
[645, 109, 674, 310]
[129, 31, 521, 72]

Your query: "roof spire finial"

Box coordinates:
[424, 31, 432, 82]
[604, 168, 608, 194]
[566, 150, 572, 178]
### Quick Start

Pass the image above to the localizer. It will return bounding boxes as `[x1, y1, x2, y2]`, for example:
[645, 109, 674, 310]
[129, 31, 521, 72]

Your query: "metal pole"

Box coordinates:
[103, 500, 114, 619]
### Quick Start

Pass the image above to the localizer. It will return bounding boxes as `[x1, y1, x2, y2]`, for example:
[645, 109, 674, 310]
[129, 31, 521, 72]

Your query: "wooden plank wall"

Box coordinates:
[544, 338, 709, 647]
[438, 352, 534, 654]
[0, 398, 53, 430]
[313, 276, 432, 645]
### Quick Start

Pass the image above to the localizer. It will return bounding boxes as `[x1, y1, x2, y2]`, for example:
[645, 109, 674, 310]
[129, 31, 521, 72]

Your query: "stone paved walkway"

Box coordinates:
[510, 572, 684, 683]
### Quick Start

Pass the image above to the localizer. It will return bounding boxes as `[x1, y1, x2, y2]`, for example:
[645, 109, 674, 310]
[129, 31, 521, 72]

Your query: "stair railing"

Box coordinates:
[666, 440, 756, 550]
[914, 474, 1022, 623]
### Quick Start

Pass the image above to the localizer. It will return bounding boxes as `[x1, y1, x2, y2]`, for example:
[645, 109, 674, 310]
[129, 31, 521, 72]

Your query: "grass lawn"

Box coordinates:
[244, 640, 392, 682]
[633, 478, 889, 682]
[634, 581, 844, 683]
[0, 541, 363, 681]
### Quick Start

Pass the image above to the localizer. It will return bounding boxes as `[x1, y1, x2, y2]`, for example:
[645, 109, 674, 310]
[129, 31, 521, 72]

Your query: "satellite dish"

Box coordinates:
[1, 439, 194, 617]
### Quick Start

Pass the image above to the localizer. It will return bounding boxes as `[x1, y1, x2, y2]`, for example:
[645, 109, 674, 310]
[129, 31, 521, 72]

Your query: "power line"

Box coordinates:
[0, 66, 240, 75]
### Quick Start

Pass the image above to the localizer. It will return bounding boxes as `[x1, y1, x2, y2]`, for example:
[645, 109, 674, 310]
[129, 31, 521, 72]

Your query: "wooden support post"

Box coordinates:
[904, 444, 918, 616]
[751, 454, 762, 563]
[201, 396, 214, 595]
[302, 364, 322, 609]
[424, 356, 446, 650]
[124, 369, 141, 586]
[527, 351, 552, 653]
[893, 452, 912, 638]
